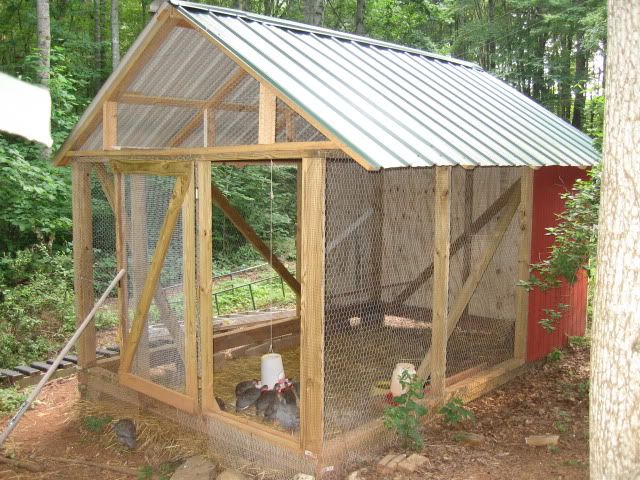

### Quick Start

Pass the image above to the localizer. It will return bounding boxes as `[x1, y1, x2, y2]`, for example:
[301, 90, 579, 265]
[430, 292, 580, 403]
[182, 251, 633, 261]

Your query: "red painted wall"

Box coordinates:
[526, 166, 589, 361]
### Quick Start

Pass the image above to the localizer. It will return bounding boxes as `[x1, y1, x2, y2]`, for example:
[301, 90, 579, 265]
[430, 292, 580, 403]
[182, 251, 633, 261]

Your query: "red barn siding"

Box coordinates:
[527, 166, 589, 361]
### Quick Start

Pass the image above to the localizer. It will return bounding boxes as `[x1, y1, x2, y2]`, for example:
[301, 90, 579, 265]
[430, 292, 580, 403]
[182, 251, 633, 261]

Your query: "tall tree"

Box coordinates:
[111, 0, 120, 68]
[304, 0, 324, 26]
[94, 0, 104, 89]
[355, 0, 365, 34]
[590, 1, 640, 478]
[36, 0, 50, 86]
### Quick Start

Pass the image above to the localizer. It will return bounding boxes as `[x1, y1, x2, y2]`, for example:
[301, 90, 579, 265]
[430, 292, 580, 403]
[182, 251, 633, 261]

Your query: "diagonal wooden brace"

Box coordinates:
[417, 184, 521, 380]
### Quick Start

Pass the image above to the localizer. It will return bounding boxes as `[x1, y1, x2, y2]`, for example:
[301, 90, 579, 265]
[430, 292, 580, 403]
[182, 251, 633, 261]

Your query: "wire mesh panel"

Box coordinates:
[446, 166, 521, 376]
[324, 157, 435, 440]
[123, 173, 187, 394]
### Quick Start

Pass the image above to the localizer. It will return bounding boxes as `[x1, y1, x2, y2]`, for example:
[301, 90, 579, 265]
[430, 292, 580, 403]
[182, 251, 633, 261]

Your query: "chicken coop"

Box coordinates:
[54, 1, 599, 477]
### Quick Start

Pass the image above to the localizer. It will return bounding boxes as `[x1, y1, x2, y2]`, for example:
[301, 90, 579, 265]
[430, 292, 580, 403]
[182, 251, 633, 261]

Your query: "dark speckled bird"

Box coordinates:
[235, 383, 262, 412]
[234, 379, 259, 397]
[255, 386, 277, 417]
[113, 419, 136, 449]
[265, 388, 300, 431]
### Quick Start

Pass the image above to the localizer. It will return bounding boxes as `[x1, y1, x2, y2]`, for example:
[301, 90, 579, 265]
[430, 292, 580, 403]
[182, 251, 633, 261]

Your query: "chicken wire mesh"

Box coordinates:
[445, 167, 521, 376]
[323, 157, 436, 440]
[122, 172, 187, 394]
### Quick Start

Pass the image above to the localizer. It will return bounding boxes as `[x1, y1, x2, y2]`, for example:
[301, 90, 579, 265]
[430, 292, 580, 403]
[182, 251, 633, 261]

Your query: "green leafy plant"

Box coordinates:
[0, 387, 28, 413]
[547, 349, 564, 362]
[138, 465, 154, 480]
[538, 304, 569, 332]
[82, 414, 113, 433]
[383, 370, 428, 450]
[554, 410, 571, 433]
[568, 335, 591, 349]
[438, 397, 475, 426]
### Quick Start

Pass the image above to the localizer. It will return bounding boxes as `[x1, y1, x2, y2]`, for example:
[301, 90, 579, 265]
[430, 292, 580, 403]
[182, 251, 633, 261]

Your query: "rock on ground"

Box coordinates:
[171, 456, 217, 480]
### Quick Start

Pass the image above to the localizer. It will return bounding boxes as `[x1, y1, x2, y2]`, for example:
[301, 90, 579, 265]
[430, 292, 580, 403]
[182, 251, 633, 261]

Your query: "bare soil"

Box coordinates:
[0, 345, 589, 479]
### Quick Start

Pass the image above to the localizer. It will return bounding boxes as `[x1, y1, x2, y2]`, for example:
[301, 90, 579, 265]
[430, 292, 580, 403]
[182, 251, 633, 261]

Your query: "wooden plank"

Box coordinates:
[72, 163, 96, 370]
[258, 83, 277, 144]
[514, 168, 534, 361]
[392, 179, 521, 307]
[120, 92, 206, 108]
[94, 164, 115, 211]
[67, 141, 339, 162]
[119, 372, 197, 414]
[119, 173, 191, 373]
[113, 171, 129, 346]
[211, 183, 301, 295]
[299, 157, 325, 454]
[203, 108, 215, 148]
[182, 162, 198, 401]
[111, 159, 192, 176]
[53, 5, 176, 166]
[103, 101, 118, 150]
[430, 167, 451, 400]
[197, 160, 217, 412]
[445, 358, 525, 404]
[296, 163, 302, 316]
[169, 69, 248, 147]
[213, 317, 300, 352]
[417, 184, 521, 380]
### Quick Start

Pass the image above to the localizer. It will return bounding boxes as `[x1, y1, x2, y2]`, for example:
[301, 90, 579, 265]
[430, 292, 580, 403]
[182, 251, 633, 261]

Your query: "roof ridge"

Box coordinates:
[170, 0, 482, 70]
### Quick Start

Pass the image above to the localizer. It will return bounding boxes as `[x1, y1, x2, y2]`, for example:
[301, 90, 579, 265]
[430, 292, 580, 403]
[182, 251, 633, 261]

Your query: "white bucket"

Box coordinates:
[261, 353, 285, 389]
[390, 362, 416, 397]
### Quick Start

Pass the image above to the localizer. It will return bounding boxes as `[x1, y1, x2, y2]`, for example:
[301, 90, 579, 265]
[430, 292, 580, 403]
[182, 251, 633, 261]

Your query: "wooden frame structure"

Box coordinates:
[62, 3, 540, 475]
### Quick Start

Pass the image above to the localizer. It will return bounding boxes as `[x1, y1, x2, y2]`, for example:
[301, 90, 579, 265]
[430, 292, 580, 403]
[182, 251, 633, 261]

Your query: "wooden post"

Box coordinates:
[462, 169, 474, 319]
[183, 162, 198, 400]
[103, 101, 117, 150]
[296, 163, 302, 317]
[197, 160, 218, 411]
[204, 108, 215, 147]
[258, 83, 277, 144]
[113, 171, 129, 347]
[514, 167, 534, 362]
[430, 167, 451, 401]
[72, 163, 96, 375]
[300, 157, 325, 455]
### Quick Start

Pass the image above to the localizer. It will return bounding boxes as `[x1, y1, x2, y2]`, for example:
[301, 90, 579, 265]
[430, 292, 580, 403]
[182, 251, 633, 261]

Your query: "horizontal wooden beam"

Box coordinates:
[213, 317, 299, 352]
[118, 92, 259, 113]
[67, 141, 340, 162]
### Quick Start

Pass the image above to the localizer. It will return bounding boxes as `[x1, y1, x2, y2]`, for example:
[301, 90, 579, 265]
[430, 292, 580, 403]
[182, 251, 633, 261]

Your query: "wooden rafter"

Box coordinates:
[119, 172, 191, 374]
[68, 141, 339, 162]
[169, 69, 248, 147]
[119, 92, 259, 113]
[416, 183, 521, 380]
[211, 183, 301, 295]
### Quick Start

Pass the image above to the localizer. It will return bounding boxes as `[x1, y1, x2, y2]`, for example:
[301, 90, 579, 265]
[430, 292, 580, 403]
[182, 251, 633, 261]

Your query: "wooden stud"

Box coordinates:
[258, 83, 277, 144]
[417, 184, 521, 380]
[203, 108, 216, 148]
[111, 159, 192, 176]
[70, 142, 339, 162]
[182, 162, 198, 401]
[213, 317, 299, 352]
[197, 160, 217, 412]
[119, 372, 196, 413]
[514, 167, 534, 361]
[299, 157, 326, 455]
[119, 173, 191, 373]
[72, 163, 96, 370]
[113, 171, 129, 346]
[296, 163, 302, 316]
[103, 101, 118, 150]
[430, 167, 451, 400]
[211, 184, 301, 295]
[169, 69, 248, 147]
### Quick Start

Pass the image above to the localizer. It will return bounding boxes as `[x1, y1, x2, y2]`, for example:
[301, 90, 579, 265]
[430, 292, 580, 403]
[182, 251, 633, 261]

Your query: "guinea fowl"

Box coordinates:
[113, 419, 136, 449]
[234, 379, 259, 397]
[265, 388, 300, 431]
[235, 382, 262, 412]
[255, 386, 277, 417]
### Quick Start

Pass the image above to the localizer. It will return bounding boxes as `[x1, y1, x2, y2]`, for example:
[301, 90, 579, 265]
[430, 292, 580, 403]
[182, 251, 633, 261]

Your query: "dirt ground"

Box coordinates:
[0, 345, 589, 479]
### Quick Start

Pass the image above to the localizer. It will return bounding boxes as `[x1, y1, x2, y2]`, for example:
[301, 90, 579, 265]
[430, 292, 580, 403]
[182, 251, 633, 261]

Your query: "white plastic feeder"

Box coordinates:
[390, 362, 416, 397]
[261, 353, 285, 389]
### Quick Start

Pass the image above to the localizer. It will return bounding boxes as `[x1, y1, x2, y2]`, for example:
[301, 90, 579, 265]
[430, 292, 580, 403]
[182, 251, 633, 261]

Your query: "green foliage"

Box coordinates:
[438, 397, 475, 426]
[0, 246, 76, 368]
[82, 414, 113, 433]
[546, 348, 564, 363]
[0, 387, 28, 413]
[568, 335, 590, 349]
[554, 410, 571, 433]
[138, 465, 154, 480]
[383, 370, 428, 450]
[538, 304, 569, 333]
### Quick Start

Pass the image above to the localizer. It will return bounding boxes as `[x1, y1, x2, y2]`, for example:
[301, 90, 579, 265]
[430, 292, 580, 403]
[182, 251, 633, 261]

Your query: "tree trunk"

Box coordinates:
[94, 0, 103, 89]
[572, 30, 586, 130]
[304, 0, 324, 26]
[36, 0, 50, 86]
[590, 1, 640, 479]
[111, 0, 120, 68]
[234, 0, 249, 10]
[354, 0, 365, 35]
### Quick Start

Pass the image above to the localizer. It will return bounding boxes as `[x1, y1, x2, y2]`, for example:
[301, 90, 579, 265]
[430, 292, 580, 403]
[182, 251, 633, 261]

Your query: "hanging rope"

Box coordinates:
[269, 159, 274, 353]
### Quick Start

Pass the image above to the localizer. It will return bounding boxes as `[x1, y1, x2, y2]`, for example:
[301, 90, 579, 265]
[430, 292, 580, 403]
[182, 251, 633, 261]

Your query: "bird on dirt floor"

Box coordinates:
[235, 383, 262, 412]
[234, 379, 260, 397]
[113, 419, 136, 449]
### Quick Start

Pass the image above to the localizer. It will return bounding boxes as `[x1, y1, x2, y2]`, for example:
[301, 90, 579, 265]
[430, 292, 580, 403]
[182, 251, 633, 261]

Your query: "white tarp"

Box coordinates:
[0, 72, 53, 147]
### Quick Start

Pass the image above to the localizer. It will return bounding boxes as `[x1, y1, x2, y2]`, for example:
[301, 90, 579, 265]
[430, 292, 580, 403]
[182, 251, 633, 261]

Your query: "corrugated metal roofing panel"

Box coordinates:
[174, 1, 600, 169]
